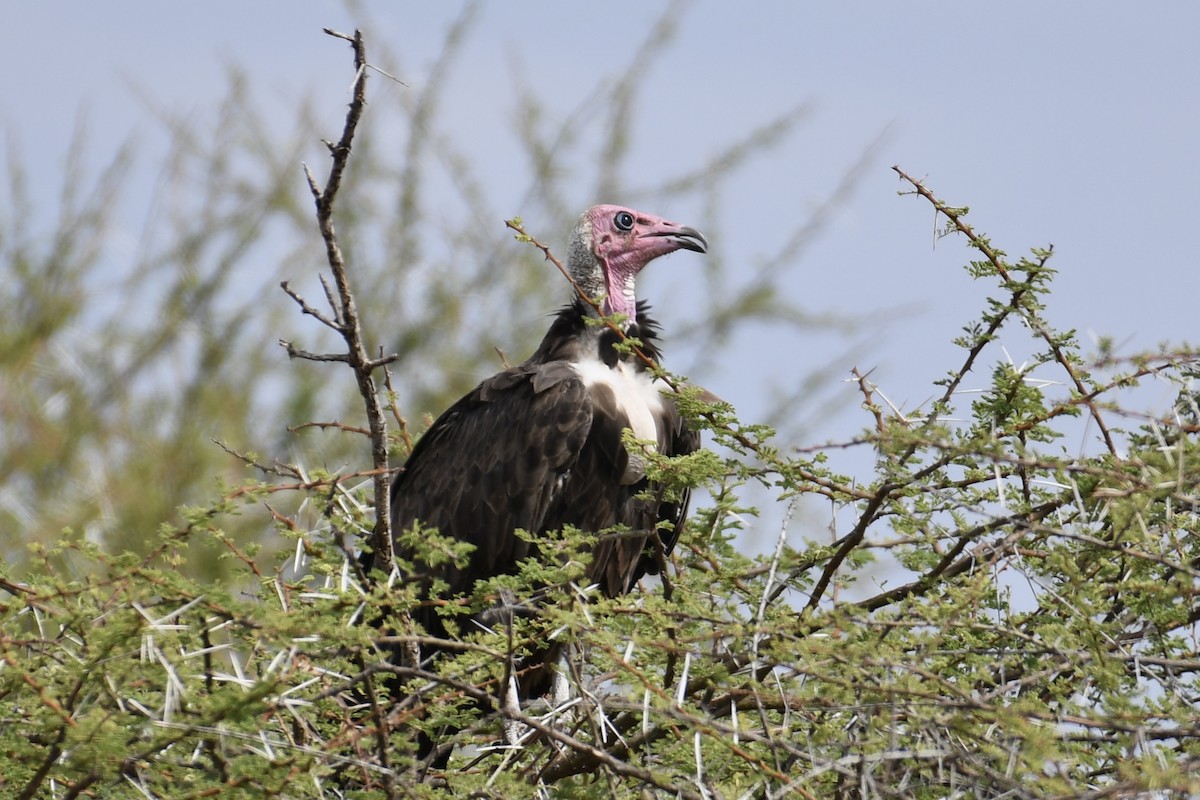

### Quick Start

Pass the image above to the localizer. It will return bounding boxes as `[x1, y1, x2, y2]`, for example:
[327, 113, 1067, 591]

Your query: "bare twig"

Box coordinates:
[287, 420, 372, 437]
[286, 29, 396, 575]
[380, 358, 413, 455]
[280, 279, 342, 331]
[279, 340, 350, 364]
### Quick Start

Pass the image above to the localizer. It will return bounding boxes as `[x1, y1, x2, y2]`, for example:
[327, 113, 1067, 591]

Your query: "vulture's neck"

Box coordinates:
[528, 298, 663, 368]
[568, 249, 639, 324]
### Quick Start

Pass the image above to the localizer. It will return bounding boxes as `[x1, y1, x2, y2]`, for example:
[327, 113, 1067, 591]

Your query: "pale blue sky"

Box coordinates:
[6, 2, 1198, 456]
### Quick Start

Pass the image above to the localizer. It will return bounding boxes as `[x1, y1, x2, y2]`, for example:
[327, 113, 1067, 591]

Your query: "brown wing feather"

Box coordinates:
[387, 361, 592, 635]
[634, 397, 701, 579]
[541, 382, 634, 596]
[564, 385, 700, 597]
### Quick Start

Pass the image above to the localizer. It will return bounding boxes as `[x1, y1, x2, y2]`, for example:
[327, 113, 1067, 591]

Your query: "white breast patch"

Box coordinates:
[572, 356, 666, 484]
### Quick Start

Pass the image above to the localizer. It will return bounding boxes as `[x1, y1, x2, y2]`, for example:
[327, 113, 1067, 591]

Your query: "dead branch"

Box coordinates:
[283, 29, 396, 576]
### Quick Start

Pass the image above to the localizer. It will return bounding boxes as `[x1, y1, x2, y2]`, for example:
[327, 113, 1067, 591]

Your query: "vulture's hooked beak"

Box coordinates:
[646, 225, 708, 254]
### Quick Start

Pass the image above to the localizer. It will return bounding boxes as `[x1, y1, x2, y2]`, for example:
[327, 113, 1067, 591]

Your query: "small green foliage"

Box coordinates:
[507, 215, 527, 240]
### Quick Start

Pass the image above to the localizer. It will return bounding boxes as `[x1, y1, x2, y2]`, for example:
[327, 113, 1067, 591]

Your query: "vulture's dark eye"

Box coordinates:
[614, 211, 634, 231]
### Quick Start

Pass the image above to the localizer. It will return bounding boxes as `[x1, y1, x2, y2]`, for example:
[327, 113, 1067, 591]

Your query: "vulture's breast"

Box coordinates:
[571, 355, 667, 484]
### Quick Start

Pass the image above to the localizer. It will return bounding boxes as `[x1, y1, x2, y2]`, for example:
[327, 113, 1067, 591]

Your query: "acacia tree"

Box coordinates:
[4, 24, 1200, 800]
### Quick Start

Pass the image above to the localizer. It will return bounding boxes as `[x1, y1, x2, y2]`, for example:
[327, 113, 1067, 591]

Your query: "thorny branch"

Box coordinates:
[281, 28, 396, 576]
[893, 165, 1119, 456]
[792, 169, 1154, 615]
[378, 663, 711, 800]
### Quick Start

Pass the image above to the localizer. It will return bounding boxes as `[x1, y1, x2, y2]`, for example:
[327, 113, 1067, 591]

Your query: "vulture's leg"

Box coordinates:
[498, 597, 529, 748]
[502, 671, 526, 747]
[551, 648, 571, 710]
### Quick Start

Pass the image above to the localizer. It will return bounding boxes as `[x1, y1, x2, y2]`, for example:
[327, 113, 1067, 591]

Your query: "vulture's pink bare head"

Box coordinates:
[567, 204, 707, 323]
